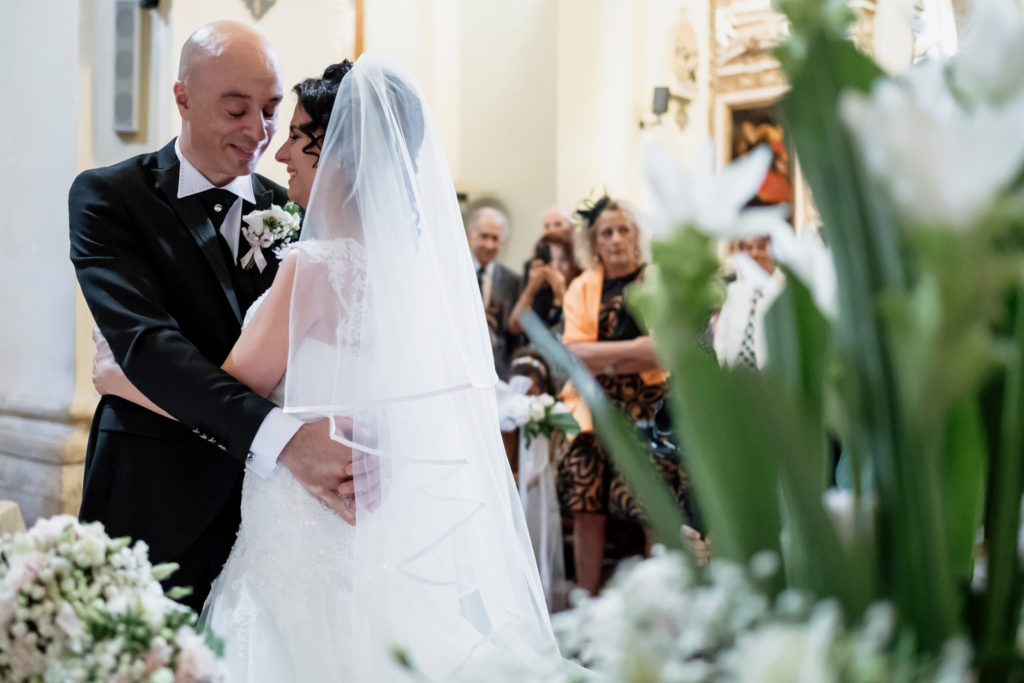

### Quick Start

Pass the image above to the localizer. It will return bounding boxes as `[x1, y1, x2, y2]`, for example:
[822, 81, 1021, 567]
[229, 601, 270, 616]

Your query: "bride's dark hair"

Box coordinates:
[293, 60, 355, 164]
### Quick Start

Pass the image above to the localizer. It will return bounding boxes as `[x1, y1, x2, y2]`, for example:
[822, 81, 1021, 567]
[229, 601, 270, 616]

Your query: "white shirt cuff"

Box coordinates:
[247, 408, 303, 477]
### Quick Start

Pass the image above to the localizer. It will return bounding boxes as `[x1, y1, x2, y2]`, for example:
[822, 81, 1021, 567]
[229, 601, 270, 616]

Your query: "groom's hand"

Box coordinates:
[279, 418, 356, 524]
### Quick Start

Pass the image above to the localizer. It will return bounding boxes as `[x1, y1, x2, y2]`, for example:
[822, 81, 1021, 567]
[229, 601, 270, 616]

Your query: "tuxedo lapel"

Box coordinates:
[152, 143, 244, 325]
[250, 175, 274, 211]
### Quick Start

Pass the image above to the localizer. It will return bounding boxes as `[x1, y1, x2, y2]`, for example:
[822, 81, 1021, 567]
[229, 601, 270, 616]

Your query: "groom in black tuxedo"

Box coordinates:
[69, 22, 354, 612]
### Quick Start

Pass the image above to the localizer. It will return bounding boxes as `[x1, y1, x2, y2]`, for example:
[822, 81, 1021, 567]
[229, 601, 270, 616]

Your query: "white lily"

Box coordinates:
[948, 0, 1024, 106]
[769, 222, 838, 320]
[644, 138, 791, 239]
[839, 68, 1024, 229]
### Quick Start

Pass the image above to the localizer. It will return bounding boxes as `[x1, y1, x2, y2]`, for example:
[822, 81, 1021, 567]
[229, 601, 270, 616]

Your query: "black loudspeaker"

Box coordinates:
[113, 0, 141, 133]
[652, 87, 670, 116]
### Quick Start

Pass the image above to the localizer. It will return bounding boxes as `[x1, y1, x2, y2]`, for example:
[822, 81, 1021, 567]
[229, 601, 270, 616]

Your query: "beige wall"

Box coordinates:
[366, 0, 700, 267]
[556, 0, 707, 260]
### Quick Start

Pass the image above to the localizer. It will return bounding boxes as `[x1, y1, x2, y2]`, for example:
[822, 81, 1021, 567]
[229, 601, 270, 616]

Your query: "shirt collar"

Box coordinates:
[471, 256, 494, 274]
[174, 138, 256, 204]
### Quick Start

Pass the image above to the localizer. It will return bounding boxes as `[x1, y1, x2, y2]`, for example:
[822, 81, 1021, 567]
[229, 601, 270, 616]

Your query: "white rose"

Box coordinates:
[528, 402, 546, 422]
[537, 394, 555, 407]
[268, 205, 293, 227]
[552, 402, 571, 414]
[507, 395, 531, 426]
[242, 210, 268, 237]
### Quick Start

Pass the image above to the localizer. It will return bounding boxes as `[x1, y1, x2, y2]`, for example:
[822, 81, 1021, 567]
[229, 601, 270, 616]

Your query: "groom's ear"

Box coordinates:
[173, 81, 191, 120]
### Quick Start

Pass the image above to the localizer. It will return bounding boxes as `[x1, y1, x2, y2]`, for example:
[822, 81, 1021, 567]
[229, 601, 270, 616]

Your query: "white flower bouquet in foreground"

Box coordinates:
[556, 547, 971, 682]
[498, 389, 581, 447]
[0, 515, 224, 682]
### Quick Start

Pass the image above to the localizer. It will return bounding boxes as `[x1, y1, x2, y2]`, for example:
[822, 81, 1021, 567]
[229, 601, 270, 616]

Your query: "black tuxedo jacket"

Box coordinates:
[69, 139, 290, 563]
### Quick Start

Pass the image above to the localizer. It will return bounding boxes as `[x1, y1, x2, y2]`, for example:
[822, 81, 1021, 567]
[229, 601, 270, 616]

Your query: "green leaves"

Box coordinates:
[522, 405, 581, 449]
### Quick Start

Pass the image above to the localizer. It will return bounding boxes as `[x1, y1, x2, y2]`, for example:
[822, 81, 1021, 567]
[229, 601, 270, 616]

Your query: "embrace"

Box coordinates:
[70, 20, 560, 681]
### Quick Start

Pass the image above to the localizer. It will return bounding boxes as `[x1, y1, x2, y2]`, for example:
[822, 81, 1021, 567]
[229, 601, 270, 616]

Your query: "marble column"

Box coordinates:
[0, 1, 89, 525]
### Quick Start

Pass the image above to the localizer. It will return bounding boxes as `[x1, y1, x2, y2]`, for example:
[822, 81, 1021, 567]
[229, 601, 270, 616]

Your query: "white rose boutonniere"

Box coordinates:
[240, 201, 302, 272]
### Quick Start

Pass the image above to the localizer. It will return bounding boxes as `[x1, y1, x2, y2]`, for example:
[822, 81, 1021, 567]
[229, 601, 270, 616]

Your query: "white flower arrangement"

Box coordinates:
[0, 515, 225, 682]
[240, 201, 301, 271]
[555, 547, 972, 682]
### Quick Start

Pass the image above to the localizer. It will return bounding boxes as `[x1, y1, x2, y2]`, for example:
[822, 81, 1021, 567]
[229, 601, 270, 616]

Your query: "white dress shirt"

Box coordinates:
[713, 254, 785, 370]
[175, 140, 301, 476]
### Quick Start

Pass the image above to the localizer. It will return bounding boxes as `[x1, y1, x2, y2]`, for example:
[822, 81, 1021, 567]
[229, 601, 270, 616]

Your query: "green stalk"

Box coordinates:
[778, 27, 959, 651]
[978, 283, 1024, 680]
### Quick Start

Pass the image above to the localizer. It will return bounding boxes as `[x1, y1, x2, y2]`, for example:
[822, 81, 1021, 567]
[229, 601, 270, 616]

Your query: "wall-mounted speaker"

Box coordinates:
[652, 87, 670, 116]
[113, 0, 141, 133]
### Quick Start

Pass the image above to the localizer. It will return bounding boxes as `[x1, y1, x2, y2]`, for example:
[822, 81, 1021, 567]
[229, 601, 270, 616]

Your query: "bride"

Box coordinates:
[99, 55, 561, 681]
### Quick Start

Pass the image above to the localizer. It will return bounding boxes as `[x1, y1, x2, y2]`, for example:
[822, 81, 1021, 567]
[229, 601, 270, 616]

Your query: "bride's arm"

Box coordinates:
[221, 254, 296, 397]
[94, 254, 297, 414]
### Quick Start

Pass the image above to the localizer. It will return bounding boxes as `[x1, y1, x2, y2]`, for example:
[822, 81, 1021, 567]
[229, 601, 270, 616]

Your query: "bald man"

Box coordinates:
[69, 22, 353, 611]
[541, 206, 571, 241]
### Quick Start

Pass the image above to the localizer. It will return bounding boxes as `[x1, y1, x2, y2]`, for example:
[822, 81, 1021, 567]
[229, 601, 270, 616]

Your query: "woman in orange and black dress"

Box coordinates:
[556, 196, 690, 595]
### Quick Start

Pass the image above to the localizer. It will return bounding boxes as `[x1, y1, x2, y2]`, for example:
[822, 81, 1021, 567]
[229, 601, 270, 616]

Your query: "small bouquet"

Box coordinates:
[0, 515, 225, 682]
[240, 201, 301, 271]
[500, 392, 580, 447]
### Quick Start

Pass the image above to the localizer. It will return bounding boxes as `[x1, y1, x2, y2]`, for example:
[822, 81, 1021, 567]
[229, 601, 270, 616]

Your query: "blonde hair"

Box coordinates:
[575, 197, 643, 269]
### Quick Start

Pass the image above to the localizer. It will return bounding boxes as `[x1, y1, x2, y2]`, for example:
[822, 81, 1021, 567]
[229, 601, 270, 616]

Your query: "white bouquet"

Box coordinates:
[498, 390, 580, 447]
[0, 515, 225, 682]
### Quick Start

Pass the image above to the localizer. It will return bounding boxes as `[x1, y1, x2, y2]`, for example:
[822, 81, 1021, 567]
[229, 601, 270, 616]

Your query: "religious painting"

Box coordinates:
[729, 106, 794, 207]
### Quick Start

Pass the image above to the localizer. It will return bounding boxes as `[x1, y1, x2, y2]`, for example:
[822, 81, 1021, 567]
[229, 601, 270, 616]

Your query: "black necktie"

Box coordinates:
[736, 288, 763, 370]
[196, 188, 240, 270]
[477, 265, 485, 292]
[196, 188, 238, 232]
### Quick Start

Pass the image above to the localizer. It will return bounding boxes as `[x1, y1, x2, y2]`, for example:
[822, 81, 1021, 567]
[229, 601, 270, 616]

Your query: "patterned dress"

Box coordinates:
[556, 266, 689, 522]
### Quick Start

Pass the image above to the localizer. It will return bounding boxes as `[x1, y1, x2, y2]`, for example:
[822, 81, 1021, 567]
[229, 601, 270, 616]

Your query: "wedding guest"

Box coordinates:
[556, 195, 689, 595]
[713, 234, 784, 370]
[467, 207, 522, 379]
[509, 347, 557, 397]
[506, 347, 569, 611]
[508, 231, 581, 337]
[541, 206, 573, 242]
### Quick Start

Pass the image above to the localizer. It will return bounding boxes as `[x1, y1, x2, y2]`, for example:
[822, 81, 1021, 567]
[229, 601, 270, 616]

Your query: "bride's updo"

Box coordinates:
[292, 60, 354, 161]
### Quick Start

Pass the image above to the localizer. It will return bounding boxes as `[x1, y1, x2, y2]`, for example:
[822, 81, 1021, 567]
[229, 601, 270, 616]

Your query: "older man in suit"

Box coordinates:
[467, 207, 522, 379]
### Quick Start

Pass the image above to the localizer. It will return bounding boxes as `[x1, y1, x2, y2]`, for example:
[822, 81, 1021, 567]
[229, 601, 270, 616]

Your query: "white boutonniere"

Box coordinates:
[240, 201, 301, 272]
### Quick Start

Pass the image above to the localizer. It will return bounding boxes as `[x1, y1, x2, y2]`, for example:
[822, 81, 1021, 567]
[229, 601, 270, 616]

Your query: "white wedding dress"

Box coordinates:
[201, 55, 562, 683]
[200, 294, 359, 682]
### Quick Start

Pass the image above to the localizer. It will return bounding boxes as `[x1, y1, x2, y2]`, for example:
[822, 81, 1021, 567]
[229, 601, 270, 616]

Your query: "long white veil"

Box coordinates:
[281, 55, 561, 680]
